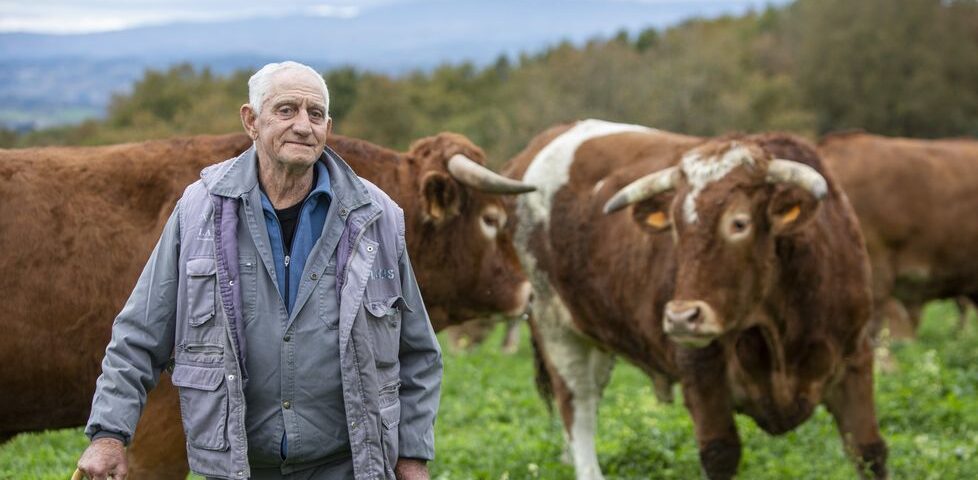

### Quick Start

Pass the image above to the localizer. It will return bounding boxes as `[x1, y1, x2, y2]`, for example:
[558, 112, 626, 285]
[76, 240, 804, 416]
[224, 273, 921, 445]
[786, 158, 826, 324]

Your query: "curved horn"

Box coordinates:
[447, 154, 536, 194]
[766, 159, 829, 200]
[603, 166, 680, 214]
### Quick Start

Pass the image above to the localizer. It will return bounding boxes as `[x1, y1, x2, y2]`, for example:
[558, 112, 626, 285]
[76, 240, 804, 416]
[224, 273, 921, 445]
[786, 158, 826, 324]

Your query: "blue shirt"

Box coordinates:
[259, 160, 332, 314]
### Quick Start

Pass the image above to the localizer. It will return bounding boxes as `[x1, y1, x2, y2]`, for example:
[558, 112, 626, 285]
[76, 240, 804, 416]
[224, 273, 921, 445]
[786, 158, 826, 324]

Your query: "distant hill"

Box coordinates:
[0, 0, 788, 129]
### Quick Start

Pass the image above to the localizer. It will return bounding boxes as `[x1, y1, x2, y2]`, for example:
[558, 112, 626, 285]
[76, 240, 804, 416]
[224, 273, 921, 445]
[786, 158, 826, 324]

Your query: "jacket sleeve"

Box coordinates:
[395, 246, 443, 461]
[84, 203, 182, 443]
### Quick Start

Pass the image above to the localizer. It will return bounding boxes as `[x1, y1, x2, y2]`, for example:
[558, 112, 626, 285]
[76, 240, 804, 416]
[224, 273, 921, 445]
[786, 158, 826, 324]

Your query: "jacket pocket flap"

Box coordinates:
[187, 257, 217, 276]
[380, 401, 401, 430]
[172, 364, 225, 391]
[366, 295, 412, 317]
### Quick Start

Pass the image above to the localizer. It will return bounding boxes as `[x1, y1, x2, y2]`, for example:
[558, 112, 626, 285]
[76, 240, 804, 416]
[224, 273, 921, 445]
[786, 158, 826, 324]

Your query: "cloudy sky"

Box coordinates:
[0, 0, 789, 34]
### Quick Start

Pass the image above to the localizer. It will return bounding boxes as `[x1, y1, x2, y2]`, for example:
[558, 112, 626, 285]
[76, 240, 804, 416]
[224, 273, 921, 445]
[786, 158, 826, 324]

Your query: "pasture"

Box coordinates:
[2, 302, 976, 479]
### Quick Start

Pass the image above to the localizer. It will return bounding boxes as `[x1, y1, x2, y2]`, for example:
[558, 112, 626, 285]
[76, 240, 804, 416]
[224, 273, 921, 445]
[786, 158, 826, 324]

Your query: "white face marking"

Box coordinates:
[478, 204, 506, 240]
[680, 144, 756, 224]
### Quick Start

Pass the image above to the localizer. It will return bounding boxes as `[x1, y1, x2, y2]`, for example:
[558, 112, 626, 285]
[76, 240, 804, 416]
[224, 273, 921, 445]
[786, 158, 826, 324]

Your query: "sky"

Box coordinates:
[0, 0, 791, 34]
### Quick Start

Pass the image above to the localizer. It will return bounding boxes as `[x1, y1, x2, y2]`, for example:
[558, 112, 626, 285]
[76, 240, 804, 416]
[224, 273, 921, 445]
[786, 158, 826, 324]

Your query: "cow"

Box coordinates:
[504, 119, 886, 479]
[819, 132, 978, 339]
[0, 131, 534, 478]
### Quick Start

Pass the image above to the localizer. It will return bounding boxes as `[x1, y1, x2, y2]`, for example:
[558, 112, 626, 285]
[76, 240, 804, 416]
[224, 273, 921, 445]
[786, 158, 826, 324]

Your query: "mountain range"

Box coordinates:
[0, 0, 788, 129]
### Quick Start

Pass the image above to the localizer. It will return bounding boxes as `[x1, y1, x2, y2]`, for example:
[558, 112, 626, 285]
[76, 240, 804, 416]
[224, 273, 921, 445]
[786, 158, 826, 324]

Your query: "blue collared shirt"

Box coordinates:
[259, 160, 332, 314]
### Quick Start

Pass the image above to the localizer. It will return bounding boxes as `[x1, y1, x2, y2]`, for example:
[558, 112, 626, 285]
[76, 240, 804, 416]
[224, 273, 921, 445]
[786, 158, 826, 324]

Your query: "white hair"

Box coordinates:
[247, 61, 330, 117]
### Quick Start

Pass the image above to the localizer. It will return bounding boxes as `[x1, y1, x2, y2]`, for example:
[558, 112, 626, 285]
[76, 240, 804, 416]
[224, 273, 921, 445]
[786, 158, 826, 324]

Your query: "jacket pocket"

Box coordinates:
[365, 296, 405, 368]
[171, 363, 229, 451]
[379, 394, 401, 474]
[187, 258, 217, 327]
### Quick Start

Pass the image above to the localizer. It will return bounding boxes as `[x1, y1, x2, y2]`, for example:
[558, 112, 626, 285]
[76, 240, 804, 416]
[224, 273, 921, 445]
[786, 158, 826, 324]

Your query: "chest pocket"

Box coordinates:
[365, 296, 410, 368]
[185, 257, 223, 345]
[187, 258, 217, 326]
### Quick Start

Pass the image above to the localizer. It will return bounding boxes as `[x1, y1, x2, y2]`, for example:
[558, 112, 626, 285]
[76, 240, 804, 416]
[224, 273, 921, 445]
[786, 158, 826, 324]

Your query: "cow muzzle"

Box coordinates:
[663, 300, 722, 348]
[505, 281, 533, 317]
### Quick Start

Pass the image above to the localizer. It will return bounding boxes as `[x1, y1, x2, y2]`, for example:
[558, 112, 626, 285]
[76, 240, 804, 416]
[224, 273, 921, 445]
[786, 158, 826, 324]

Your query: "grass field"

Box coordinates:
[2, 301, 976, 479]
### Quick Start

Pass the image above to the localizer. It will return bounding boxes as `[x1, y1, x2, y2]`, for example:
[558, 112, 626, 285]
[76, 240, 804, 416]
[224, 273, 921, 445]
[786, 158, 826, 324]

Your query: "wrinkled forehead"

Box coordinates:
[678, 142, 767, 224]
[265, 70, 327, 105]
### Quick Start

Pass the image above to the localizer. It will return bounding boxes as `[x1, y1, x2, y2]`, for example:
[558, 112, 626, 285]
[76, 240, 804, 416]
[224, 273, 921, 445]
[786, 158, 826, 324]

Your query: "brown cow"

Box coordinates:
[819, 132, 978, 339]
[0, 131, 533, 477]
[504, 119, 885, 479]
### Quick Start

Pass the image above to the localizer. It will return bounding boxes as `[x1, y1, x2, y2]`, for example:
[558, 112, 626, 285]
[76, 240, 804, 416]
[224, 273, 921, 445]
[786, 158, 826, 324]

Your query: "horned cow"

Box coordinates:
[0, 132, 534, 478]
[504, 119, 886, 479]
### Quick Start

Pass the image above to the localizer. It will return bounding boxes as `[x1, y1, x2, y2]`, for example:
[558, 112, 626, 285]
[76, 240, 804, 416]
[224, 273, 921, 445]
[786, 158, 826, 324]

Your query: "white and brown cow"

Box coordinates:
[0, 132, 534, 478]
[504, 119, 886, 479]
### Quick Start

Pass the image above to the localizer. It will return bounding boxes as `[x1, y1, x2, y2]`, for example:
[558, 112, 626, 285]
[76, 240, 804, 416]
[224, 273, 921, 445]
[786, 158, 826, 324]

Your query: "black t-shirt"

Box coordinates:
[275, 201, 303, 254]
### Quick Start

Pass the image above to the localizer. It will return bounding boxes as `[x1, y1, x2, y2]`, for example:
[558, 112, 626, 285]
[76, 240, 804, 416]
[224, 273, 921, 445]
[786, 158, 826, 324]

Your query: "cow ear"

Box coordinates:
[421, 171, 461, 224]
[630, 193, 674, 234]
[768, 184, 820, 235]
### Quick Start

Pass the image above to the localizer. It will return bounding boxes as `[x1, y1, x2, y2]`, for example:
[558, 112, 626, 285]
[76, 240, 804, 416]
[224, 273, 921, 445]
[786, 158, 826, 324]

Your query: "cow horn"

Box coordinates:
[603, 166, 680, 214]
[447, 154, 536, 194]
[765, 159, 828, 200]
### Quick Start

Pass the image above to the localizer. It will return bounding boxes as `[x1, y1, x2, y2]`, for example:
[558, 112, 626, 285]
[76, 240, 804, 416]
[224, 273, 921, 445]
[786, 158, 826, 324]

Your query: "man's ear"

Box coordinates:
[421, 171, 461, 224]
[630, 192, 675, 234]
[767, 184, 821, 235]
[240, 104, 258, 140]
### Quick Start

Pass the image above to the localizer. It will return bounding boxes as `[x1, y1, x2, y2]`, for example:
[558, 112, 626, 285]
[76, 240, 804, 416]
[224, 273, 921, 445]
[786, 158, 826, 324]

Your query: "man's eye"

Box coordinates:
[310, 110, 325, 120]
[278, 106, 295, 116]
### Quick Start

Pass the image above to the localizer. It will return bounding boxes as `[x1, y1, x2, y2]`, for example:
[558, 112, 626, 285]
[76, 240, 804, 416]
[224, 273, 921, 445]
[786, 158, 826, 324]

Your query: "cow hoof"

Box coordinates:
[700, 438, 741, 480]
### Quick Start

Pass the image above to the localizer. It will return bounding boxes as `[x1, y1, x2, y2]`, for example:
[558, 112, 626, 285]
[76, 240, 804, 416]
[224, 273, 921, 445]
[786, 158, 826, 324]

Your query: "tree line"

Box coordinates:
[4, 0, 978, 169]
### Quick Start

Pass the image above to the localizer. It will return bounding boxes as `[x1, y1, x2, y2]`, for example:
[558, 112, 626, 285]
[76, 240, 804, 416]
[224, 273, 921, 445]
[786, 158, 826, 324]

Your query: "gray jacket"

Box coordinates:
[85, 146, 443, 480]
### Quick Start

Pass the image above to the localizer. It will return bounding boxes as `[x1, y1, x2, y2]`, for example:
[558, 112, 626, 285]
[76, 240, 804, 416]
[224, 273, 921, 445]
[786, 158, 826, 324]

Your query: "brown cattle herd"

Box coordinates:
[1, 118, 976, 479]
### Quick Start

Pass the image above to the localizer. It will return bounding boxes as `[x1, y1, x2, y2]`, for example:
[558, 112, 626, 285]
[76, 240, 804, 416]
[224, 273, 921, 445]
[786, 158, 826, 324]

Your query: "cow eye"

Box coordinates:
[482, 214, 499, 227]
[725, 213, 752, 241]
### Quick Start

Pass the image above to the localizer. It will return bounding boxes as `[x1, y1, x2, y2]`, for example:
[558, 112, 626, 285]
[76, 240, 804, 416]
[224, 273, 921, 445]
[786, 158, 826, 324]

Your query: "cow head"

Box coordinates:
[402, 133, 535, 328]
[604, 139, 828, 348]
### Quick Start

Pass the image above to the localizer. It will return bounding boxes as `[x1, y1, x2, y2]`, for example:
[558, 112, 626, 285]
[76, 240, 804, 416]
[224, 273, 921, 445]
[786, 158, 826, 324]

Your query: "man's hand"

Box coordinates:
[394, 458, 429, 480]
[77, 437, 127, 480]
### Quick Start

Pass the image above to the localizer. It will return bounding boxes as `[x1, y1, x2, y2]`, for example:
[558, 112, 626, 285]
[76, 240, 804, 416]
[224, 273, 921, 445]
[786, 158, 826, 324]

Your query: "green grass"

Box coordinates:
[3, 301, 976, 479]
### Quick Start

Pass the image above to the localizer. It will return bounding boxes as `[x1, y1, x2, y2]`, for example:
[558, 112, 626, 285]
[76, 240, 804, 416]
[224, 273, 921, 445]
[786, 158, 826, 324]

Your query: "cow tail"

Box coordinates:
[527, 313, 555, 411]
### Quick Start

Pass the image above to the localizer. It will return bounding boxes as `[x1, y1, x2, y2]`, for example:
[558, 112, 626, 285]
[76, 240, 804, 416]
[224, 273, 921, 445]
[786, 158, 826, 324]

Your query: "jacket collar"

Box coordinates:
[202, 142, 373, 214]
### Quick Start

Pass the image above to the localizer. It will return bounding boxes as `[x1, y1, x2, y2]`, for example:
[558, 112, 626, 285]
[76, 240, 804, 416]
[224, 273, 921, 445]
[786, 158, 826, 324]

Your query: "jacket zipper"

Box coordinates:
[183, 344, 223, 355]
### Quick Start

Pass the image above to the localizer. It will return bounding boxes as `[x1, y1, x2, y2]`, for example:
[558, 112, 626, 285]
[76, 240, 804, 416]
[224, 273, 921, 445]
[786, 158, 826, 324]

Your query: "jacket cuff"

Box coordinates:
[91, 430, 129, 446]
[397, 425, 435, 461]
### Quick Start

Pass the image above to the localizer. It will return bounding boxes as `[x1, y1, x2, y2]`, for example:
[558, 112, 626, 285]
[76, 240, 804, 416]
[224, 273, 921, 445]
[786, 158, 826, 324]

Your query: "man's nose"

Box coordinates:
[292, 110, 313, 135]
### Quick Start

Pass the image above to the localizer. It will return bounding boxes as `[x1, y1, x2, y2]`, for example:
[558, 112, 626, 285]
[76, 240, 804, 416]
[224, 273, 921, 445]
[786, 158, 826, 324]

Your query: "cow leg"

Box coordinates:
[127, 375, 190, 480]
[824, 341, 887, 480]
[531, 297, 615, 480]
[500, 317, 522, 354]
[956, 296, 975, 331]
[676, 344, 741, 480]
[650, 371, 674, 404]
[904, 300, 923, 336]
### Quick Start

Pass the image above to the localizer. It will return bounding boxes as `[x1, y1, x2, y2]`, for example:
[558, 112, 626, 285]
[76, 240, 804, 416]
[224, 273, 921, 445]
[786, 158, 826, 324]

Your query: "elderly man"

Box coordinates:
[76, 61, 442, 480]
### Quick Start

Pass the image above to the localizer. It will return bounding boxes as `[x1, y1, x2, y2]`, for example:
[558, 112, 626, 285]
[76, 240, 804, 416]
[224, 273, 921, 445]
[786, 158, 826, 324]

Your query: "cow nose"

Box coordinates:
[665, 300, 707, 330]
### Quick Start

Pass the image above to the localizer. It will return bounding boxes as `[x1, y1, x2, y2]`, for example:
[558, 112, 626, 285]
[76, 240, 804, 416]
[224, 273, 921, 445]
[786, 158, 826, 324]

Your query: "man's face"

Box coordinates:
[241, 70, 331, 171]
